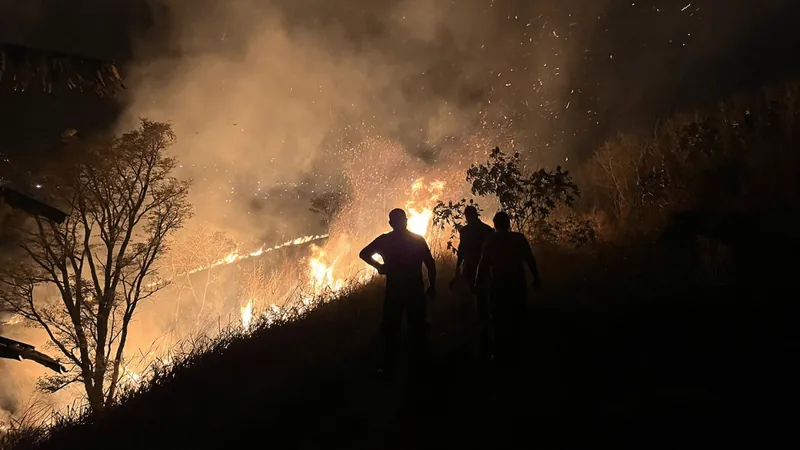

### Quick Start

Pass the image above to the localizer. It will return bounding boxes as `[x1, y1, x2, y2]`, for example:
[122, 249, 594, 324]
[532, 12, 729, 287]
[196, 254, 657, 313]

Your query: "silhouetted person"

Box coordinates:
[360, 208, 437, 379]
[450, 205, 494, 360]
[476, 211, 541, 369]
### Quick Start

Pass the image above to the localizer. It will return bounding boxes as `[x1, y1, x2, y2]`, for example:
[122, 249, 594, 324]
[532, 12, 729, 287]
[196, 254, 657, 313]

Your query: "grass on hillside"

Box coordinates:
[3, 237, 799, 449]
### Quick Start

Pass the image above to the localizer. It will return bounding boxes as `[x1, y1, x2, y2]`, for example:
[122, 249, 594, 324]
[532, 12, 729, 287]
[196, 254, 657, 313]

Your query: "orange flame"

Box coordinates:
[406, 178, 445, 237]
[241, 301, 253, 331]
[148, 234, 329, 288]
[302, 178, 445, 298]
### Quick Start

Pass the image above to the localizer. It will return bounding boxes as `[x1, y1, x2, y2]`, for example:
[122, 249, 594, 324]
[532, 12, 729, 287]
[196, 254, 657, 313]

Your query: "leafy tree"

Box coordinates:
[432, 198, 482, 254]
[0, 43, 124, 95]
[434, 147, 582, 245]
[0, 120, 192, 413]
[467, 148, 580, 234]
[309, 190, 350, 228]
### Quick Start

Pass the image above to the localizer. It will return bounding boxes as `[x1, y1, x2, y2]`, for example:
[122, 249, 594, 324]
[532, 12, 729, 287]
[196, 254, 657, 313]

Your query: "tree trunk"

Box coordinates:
[84, 378, 104, 413]
[105, 314, 130, 407]
[93, 295, 113, 403]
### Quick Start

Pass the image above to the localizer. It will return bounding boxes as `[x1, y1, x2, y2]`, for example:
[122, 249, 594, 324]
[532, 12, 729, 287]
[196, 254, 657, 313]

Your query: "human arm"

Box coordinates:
[455, 228, 467, 275]
[520, 236, 541, 287]
[451, 229, 465, 288]
[422, 240, 437, 296]
[474, 239, 490, 291]
[359, 236, 385, 274]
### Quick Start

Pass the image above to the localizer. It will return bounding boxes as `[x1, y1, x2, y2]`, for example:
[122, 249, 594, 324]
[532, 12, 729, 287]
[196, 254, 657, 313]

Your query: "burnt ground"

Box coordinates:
[10, 242, 800, 450]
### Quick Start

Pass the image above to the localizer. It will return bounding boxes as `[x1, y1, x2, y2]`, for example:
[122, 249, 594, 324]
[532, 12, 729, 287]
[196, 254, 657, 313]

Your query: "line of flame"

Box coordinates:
[146, 233, 329, 288]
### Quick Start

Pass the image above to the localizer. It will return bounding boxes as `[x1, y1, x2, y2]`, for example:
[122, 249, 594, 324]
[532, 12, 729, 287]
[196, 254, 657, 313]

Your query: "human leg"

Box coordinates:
[380, 293, 405, 375]
[405, 293, 430, 374]
[475, 285, 492, 363]
[490, 278, 526, 369]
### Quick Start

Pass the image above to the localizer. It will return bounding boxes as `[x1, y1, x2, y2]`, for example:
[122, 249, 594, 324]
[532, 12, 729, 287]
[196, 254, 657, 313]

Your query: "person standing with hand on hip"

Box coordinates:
[360, 208, 437, 380]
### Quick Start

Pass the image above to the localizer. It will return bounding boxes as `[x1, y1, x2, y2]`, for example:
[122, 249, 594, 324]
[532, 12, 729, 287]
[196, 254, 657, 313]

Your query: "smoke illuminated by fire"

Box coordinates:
[188, 234, 329, 276]
[293, 177, 446, 315]
[144, 233, 330, 290]
[407, 179, 446, 237]
[2, 139, 467, 427]
[233, 177, 450, 330]
[0, 0, 770, 430]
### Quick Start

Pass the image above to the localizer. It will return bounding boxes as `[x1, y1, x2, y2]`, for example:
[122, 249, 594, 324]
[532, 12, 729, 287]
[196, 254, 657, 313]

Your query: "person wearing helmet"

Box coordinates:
[451, 205, 494, 360]
[476, 211, 541, 368]
[359, 208, 437, 379]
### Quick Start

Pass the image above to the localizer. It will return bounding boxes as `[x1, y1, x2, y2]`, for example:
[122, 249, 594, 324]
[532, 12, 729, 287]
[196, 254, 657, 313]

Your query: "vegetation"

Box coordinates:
[583, 83, 800, 241]
[164, 225, 238, 335]
[0, 120, 192, 413]
[309, 190, 351, 228]
[2, 77, 800, 448]
[433, 82, 800, 253]
[0, 43, 124, 96]
[432, 198, 483, 254]
[433, 148, 584, 248]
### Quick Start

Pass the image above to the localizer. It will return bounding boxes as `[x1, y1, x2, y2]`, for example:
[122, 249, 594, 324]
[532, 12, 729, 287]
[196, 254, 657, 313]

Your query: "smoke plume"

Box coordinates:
[3, 0, 799, 425]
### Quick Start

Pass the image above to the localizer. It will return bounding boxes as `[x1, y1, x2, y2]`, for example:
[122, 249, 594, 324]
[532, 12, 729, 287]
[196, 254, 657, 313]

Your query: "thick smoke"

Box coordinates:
[116, 0, 799, 243]
[4, 0, 799, 425]
[117, 0, 594, 242]
[0, 321, 79, 424]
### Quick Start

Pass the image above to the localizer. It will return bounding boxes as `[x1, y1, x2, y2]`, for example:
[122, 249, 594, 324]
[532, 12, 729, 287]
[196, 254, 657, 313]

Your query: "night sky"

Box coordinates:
[2, 0, 800, 166]
[3, 0, 800, 427]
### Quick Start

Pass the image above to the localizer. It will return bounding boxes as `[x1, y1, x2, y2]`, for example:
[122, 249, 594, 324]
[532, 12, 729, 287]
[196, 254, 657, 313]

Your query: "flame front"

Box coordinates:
[307, 244, 346, 297]
[113, 179, 448, 410]
[406, 178, 445, 237]
[407, 208, 433, 236]
[302, 178, 445, 297]
[241, 301, 253, 331]
[208, 234, 328, 274]
[309, 245, 335, 292]
[146, 234, 329, 288]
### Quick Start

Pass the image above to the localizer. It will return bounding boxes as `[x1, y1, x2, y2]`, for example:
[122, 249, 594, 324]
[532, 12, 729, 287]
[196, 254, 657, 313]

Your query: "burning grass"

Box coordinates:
[0, 268, 390, 450]
[0, 174, 453, 433]
[2, 238, 798, 449]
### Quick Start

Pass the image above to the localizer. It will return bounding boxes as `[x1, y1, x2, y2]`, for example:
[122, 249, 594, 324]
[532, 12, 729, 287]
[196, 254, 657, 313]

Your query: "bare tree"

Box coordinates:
[165, 225, 237, 332]
[309, 190, 350, 228]
[0, 119, 192, 413]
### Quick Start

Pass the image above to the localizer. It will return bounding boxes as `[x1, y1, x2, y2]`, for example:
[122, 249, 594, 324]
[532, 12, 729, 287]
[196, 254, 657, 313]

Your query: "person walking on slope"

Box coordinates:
[475, 211, 541, 369]
[359, 208, 437, 379]
[450, 205, 494, 360]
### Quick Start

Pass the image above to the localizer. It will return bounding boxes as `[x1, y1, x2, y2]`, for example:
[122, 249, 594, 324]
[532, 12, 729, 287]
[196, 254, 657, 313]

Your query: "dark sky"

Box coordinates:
[2, 0, 800, 164]
[3, 0, 800, 417]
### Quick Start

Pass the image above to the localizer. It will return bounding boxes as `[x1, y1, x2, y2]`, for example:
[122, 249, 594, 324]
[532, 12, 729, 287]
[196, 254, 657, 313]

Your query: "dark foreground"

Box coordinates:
[9, 242, 800, 450]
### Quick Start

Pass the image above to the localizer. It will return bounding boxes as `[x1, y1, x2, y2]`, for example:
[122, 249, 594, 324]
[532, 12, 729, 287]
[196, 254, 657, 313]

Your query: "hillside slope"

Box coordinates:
[5, 240, 800, 449]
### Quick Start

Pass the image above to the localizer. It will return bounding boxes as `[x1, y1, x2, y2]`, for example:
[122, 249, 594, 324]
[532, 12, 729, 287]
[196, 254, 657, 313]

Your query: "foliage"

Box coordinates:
[536, 208, 599, 248]
[584, 82, 800, 240]
[434, 147, 581, 247]
[4, 60, 800, 450]
[0, 43, 124, 96]
[466, 148, 580, 236]
[0, 271, 383, 450]
[0, 119, 192, 413]
[432, 198, 482, 254]
[309, 190, 350, 228]
[165, 225, 238, 335]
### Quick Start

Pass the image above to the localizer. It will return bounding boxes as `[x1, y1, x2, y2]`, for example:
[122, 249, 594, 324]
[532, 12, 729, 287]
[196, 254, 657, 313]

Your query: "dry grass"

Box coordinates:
[0, 269, 392, 450]
[2, 236, 798, 449]
[5, 79, 800, 448]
